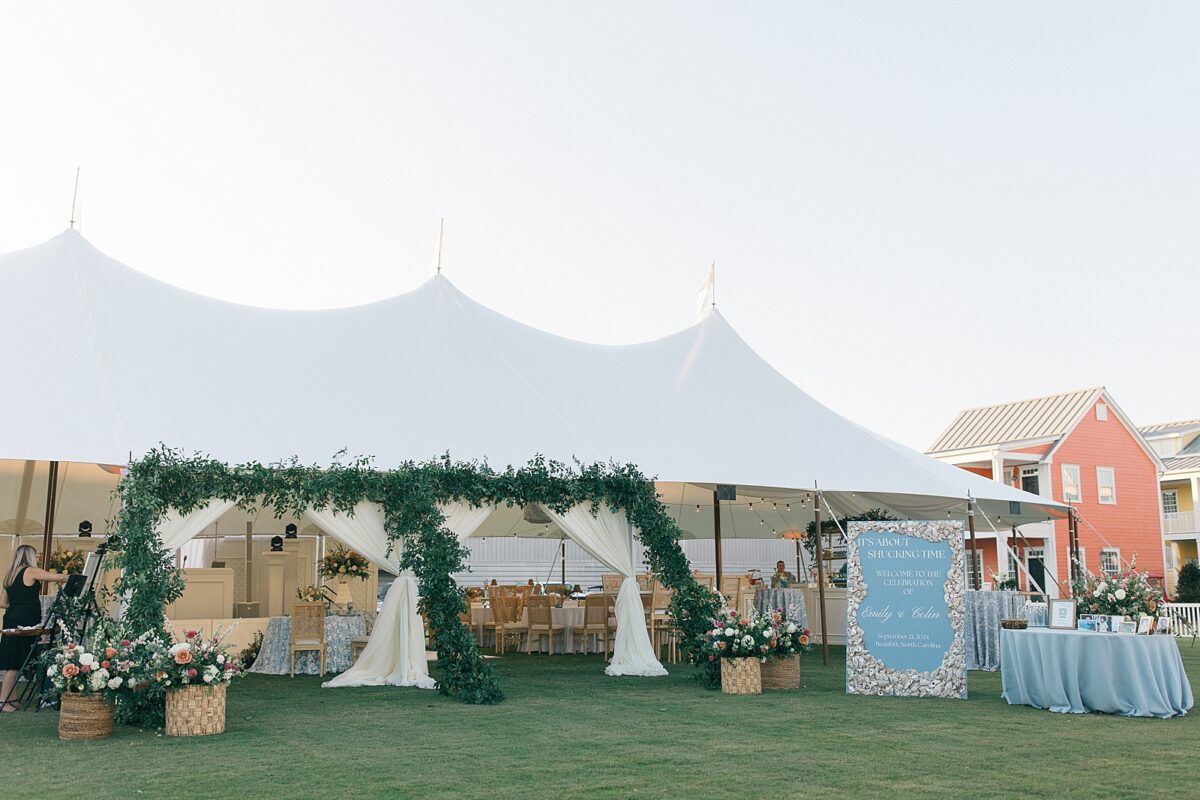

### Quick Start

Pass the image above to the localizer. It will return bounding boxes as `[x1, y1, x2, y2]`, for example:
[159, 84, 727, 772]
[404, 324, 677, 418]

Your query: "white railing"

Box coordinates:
[1161, 603, 1200, 636]
[1162, 511, 1197, 535]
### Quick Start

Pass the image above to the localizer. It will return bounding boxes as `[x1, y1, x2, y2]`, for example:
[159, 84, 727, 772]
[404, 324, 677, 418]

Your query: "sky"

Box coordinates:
[1, 2, 1197, 451]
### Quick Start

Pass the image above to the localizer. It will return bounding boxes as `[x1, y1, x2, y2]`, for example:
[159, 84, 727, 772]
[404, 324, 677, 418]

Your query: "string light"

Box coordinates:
[748, 502, 753, 510]
[786, 503, 791, 512]
[695, 504, 700, 513]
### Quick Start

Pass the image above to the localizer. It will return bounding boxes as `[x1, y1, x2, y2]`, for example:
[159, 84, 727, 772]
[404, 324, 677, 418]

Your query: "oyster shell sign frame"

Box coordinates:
[845, 520, 967, 699]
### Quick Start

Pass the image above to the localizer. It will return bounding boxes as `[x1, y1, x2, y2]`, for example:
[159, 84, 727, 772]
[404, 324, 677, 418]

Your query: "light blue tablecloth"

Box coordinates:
[754, 588, 808, 631]
[249, 614, 366, 675]
[1000, 628, 1193, 718]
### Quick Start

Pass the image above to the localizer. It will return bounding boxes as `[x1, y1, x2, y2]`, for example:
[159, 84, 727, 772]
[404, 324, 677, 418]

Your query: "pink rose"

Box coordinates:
[186, 630, 197, 639]
[81, 665, 91, 674]
[187, 668, 198, 678]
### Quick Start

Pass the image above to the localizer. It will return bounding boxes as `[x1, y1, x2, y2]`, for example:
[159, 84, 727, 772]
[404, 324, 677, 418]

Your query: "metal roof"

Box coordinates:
[1162, 454, 1200, 474]
[1138, 419, 1200, 436]
[928, 388, 1102, 453]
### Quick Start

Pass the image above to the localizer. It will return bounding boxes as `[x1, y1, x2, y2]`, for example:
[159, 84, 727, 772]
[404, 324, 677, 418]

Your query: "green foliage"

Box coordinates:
[115, 447, 718, 713]
[1175, 561, 1200, 603]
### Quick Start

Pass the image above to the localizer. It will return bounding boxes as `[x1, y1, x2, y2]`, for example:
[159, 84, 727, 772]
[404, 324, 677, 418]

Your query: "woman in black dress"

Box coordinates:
[0, 545, 67, 711]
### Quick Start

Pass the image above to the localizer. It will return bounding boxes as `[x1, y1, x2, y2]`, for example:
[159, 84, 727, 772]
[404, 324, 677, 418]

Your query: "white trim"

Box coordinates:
[1043, 389, 1165, 471]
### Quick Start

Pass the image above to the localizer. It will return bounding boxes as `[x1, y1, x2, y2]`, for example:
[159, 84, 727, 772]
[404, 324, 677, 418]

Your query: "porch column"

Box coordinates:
[1043, 522, 1061, 599]
[1191, 477, 1200, 534]
[995, 530, 1007, 581]
[990, 450, 1005, 484]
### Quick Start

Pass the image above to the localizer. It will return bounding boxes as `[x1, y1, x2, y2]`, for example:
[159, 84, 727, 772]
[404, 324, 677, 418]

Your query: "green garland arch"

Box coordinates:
[114, 447, 721, 714]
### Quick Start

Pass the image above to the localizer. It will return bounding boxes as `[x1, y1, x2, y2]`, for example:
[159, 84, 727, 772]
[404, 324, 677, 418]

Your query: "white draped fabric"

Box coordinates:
[156, 500, 236, 552]
[320, 500, 492, 689]
[538, 503, 666, 677]
[303, 502, 399, 575]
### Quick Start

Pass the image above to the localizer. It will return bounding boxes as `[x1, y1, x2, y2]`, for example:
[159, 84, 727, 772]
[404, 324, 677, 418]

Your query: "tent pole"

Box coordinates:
[712, 490, 723, 595]
[795, 539, 802, 586]
[967, 497, 980, 590]
[245, 521, 254, 606]
[40, 460, 60, 593]
[561, 540, 566, 586]
[813, 492, 829, 666]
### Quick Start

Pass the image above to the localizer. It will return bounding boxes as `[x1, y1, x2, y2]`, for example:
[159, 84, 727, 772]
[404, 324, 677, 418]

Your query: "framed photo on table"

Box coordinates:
[1048, 599, 1077, 630]
[1136, 616, 1155, 635]
[1156, 616, 1173, 635]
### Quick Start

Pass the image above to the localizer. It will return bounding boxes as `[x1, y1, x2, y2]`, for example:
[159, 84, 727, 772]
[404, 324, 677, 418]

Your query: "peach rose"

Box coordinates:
[62, 663, 79, 678]
[104, 647, 117, 658]
[799, 635, 810, 646]
[174, 649, 193, 665]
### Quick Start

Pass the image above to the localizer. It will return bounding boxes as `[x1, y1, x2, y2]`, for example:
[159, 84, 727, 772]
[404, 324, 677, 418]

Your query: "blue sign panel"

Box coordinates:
[855, 533, 954, 672]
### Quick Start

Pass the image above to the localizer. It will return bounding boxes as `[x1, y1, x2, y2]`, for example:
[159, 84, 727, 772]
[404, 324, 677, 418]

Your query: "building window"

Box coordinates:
[1162, 489, 1179, 515]
[1096, 466, 1116, 505]
[1100, 548, 1121, 578]
[1061, 464, 1081, 502]
[1095, 403, 1108, 421]
[964, 549, 982, 588]
[1021, 466, 1040, 496]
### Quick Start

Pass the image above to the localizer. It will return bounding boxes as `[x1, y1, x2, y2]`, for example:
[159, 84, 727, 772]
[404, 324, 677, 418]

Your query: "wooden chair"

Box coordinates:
[692, 572, 716, 590]
[576, 593, 612, 657]
[486, 587, 528, 654]
[351, 637, 369, 661]
[647, 581, 676, 663]
[601, 574, 624, 595]
[526, 595, 566, 654]
[290, 602, 327, 677]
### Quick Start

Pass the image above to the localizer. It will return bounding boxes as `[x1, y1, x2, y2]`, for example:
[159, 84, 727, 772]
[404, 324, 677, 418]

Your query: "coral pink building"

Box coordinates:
[927, 388, 1164, 598]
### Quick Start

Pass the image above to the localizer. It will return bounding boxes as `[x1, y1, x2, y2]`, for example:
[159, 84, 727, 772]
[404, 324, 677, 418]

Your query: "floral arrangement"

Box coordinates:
[48, 547, 86, 575]
[464, 586, 486, 601]
[45, 625, 152, 699]
[1071, 563, 1163, 619]
[760, 608, 811, 656]
[702, 610, 776, 662]
[319, 545, 372, 580]
[150, 628, 243, 689]
[296, 585, 327, 602]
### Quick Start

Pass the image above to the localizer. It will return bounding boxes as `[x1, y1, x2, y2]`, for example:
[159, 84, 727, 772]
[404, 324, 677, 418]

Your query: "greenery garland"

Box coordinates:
[114, 447, 720, 718]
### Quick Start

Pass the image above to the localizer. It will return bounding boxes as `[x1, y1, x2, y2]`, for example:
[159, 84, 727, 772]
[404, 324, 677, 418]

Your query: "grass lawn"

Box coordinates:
[2, 644, 1198, 799]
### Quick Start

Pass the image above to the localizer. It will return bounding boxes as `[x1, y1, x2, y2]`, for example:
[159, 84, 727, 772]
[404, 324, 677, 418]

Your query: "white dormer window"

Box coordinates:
[1096, 403, 1108, 421]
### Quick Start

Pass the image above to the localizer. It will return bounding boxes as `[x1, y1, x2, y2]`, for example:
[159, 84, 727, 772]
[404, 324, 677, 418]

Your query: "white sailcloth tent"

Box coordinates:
[0, 231, 1063, 684]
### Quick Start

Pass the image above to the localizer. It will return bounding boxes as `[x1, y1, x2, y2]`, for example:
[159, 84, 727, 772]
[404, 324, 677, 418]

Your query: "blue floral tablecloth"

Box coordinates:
[754, 588, 808, 631]
[964, 590, 1022, 671]
[249, 614, 366, 675]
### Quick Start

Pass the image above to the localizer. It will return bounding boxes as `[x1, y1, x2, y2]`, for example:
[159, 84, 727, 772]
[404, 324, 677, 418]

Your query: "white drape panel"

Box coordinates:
[303, 502, 399, 575]
[156, 500, 236, 552]
[321, 500, 492, 690]
[179, 537, 216, 569]
[538, 503, 666, 677]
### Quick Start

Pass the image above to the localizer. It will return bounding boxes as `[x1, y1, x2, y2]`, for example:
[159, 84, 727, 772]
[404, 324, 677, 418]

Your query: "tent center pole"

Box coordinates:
[40, 460, 60, 593]
[813, 492, 829, 666]
[712, 490, 723, 597]
[967, 497, 980, 590]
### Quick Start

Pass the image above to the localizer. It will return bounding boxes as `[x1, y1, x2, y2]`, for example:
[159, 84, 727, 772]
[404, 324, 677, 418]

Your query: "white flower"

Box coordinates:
[1114, 588, 1127, 601]
[203, 673, 214, 683]
[1108, 593, 1115, 602]
[741, 635, 754, 647]
[216, 655, 225, 665]
[724, 627, 736, 637]
[47, 665, 57, 677]
[78, 652, 96, 667]
[1095, 582, 1108, 595]
[785, 623, 797, 634]
[95, 668, 109, 681]
[168, 642, 192, 656]
[107, 677, 123, 690]
[87, 672, 105, 691]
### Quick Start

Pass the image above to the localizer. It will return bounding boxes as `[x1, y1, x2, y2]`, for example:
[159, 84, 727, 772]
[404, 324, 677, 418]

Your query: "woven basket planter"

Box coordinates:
[58, 692, 113, 740]
[165, 684, 227, 736]
[719, 657, 762, 695]
[761, 654, 800, 689]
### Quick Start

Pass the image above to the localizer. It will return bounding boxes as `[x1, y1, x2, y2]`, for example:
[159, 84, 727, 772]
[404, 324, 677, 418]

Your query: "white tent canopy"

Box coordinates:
[0, 230, 1061, 525]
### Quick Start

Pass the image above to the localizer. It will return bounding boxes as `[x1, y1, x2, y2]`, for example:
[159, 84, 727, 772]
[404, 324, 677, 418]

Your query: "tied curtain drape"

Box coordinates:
[318, 501, 493, 689]
[156, 499, 237, 553]
[538, 503, 666, 677]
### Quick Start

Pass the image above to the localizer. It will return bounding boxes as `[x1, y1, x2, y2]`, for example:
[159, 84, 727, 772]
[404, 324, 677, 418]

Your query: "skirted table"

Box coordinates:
[754, 588, 808, 631]
[964, 590, 1022, 671]
[249, 614, 366, 675]
[1000, 628, 1194, 718]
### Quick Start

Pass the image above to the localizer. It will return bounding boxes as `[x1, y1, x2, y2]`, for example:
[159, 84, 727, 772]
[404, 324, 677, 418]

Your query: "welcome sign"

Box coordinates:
[845, 520, 966, 699]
